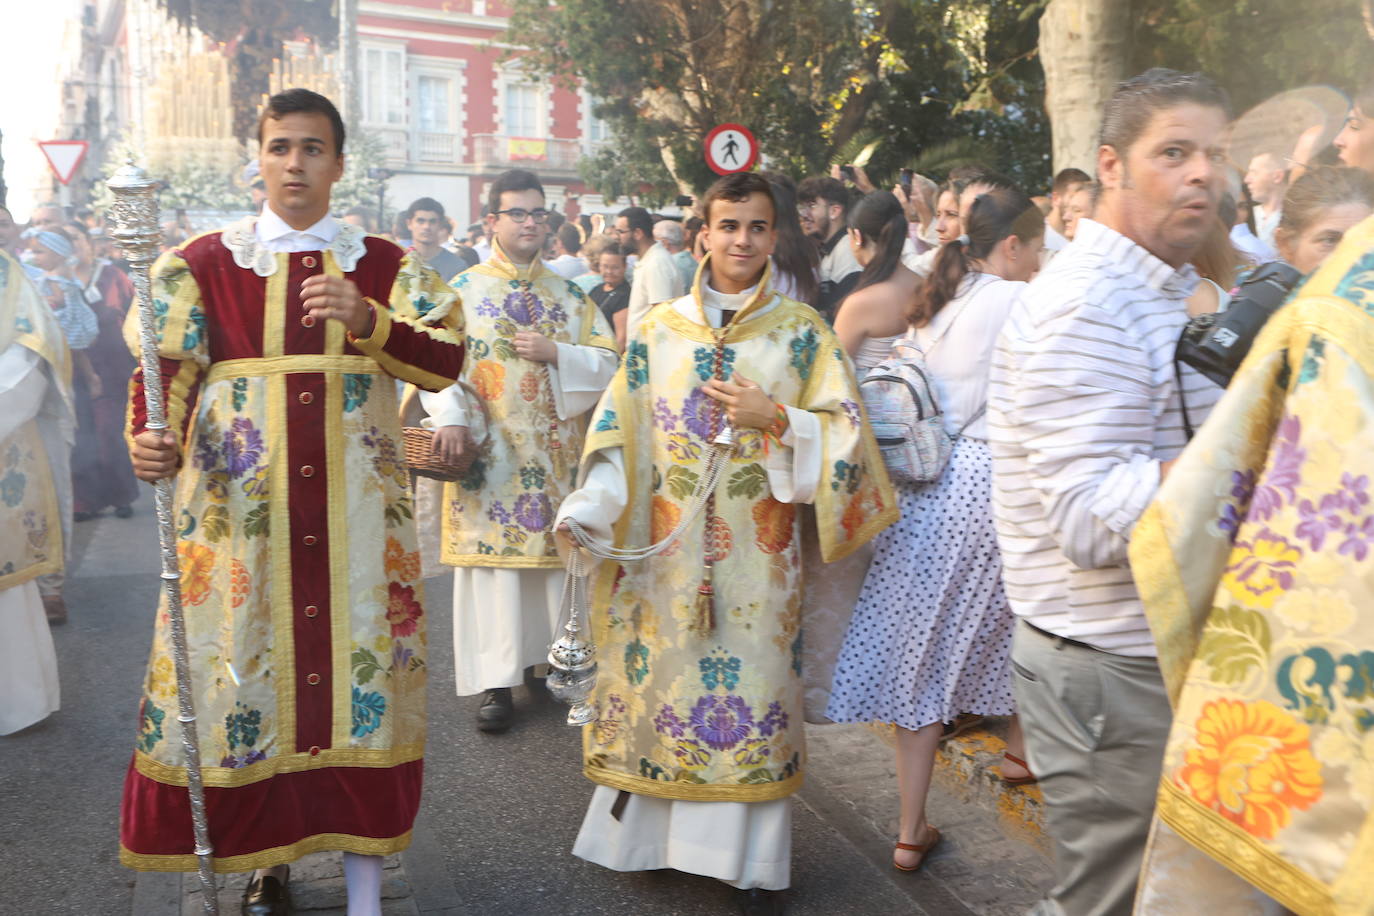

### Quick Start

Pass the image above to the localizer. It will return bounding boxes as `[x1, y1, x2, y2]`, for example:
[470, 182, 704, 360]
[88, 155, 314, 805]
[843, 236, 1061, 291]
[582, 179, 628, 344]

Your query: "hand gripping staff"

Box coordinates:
[108, 160, 219, 915]
[549, 425, 738, 726]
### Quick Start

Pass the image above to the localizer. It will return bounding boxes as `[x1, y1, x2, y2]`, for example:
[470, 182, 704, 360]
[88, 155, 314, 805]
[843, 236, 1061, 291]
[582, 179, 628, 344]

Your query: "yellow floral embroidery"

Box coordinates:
[178, 541, 217, 607]
[1220, 530, 1302, 610]
[1177, 698, 1322, 840]
[470, 360, 505, 402]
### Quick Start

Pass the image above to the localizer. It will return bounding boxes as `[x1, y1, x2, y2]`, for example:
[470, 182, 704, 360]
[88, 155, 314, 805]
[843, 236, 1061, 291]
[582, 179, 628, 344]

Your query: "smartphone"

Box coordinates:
[899, 168, 914, 190]
[840, 165, 857, 183]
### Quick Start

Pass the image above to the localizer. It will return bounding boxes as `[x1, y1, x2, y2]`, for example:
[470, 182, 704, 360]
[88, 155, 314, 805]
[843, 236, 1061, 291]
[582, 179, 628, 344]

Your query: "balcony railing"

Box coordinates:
[472, 134, 583, 171]
[417, 131, 457, 163]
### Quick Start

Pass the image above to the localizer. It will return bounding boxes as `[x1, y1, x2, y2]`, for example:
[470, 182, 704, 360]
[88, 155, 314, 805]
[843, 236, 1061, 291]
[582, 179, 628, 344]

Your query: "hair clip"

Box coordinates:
[956, 234, 970, 246]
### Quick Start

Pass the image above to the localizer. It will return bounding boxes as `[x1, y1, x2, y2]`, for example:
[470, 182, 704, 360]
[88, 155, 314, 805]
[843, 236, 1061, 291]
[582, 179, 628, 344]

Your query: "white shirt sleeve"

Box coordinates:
[0, 345, 45, 442]
[548, 343, 619, 421]
[417, 384, 488, 445]
[1008, 302, 1163, 569]
[763, 406, 822, 505]
[555, 448, 628, 542]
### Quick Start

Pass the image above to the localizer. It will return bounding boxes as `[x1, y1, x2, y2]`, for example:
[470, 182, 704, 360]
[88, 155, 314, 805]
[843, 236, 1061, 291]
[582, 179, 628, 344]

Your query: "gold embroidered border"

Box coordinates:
[441, 553, 565, 569]
[263, 258, 287, 358]
[352, 308, 458, 392]
[120, 830, 412, 874]
[133, 742, 425, 788]
[584, 763, 803, 803]
[265, 371, 297, 747]
[1156, 778, 1333, 915]
[324, 363, 351, 747]
[205, 355, 382, 384]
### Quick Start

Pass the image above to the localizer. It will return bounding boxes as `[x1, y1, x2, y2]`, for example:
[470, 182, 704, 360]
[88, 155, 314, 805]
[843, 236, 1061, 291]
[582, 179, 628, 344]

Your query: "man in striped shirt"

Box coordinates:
[988, 69, 1231, 916]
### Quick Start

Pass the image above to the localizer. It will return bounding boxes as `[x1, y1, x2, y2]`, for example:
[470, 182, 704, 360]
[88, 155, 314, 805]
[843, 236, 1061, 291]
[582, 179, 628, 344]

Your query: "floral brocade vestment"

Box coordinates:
[574, 270, 896, 803]
[119, 219, 465, 873]
[1131, 214, 1374, 914]
[440, 253, 616, 566]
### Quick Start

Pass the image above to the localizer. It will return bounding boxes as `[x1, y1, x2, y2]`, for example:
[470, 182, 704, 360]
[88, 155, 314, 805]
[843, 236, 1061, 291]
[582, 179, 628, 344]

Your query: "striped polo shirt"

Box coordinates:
[987, 218, 1224, 657]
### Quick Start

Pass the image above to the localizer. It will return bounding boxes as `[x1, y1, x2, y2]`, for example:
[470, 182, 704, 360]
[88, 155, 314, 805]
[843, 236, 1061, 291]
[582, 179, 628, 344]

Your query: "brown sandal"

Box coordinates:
[893, 825, 941, 872]
[1001, 752, 1038, 786]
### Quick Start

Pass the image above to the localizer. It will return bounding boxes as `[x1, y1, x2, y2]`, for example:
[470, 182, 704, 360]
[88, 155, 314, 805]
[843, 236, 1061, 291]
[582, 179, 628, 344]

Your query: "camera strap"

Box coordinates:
[1173, 357, 1195, 442]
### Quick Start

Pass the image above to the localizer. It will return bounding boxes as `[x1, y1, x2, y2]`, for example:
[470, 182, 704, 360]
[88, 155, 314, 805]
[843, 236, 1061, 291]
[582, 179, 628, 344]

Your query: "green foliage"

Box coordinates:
[331, 128, 390, 215]
[1132, 0, 1372, 113]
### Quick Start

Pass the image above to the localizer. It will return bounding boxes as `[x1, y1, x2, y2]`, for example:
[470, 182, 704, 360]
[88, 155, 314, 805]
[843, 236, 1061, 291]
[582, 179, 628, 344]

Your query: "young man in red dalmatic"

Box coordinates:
[121, 89, 465, 916]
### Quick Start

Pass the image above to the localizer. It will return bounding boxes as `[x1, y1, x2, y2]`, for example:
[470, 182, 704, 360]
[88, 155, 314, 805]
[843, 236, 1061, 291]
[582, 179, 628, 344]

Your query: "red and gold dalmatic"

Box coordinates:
[119, 217, 464, 873]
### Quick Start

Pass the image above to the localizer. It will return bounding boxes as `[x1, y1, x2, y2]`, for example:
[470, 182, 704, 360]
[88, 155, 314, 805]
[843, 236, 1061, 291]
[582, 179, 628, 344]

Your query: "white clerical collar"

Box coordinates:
[701, 280, 758, 312]
[256, 206, 338, 245]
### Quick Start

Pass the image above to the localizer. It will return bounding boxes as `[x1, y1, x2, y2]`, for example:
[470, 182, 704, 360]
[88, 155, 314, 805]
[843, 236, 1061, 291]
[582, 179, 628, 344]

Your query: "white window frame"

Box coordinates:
[580, 89, 612, 153]
[410, 57, 465, 163]
[496, 62, 548, 139]
[360, 40, 408, 130]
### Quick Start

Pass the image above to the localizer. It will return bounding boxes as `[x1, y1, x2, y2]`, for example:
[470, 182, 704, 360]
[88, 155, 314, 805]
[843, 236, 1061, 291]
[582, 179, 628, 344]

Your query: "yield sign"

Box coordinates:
[38, 140, 89, 185]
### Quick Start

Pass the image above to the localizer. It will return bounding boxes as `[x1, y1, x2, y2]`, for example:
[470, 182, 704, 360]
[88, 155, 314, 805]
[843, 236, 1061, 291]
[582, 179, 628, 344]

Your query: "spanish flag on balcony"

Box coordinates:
[508, 138, 548, 161]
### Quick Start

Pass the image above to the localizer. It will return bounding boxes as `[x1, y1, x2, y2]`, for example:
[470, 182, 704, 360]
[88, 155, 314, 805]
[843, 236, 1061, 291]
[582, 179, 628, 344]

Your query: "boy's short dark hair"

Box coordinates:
[797, 176, 848, 209]
[487, 169, 545, 215]
[257, 88, 346, 155]
[702, 172, 777, 224]
[404, 197, 446, 222]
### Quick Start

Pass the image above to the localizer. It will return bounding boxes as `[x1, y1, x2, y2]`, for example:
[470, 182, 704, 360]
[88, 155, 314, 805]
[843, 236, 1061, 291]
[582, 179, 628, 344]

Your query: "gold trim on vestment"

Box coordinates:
[1155, 779, 1332, 915]
[204, 355, 384, 384]
[132, 742, 425, 788]
[584, 763, 803, 803]
[324, 362, 351, 747]
[442, 553, 566, 569]
[264, 257, 287, 358]
[266, 371, 297, 746]
[120, 830, 413, 874]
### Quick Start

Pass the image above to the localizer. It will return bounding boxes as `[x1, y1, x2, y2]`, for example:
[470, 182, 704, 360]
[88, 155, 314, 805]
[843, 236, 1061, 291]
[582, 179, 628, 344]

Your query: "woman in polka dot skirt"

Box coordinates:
[826, 185, 1045, 872]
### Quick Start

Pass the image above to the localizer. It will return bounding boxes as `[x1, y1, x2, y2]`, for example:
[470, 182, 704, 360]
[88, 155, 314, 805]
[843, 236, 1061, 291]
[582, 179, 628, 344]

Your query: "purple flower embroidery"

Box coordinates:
[689, 695, 754, 750]
[654, 704, 686, 738]
[840, 399, 861, 430]
[758, 701, 788, 737]
[653, 397, 678, 432]
[392, 644, 415, 671]
[1339, 515, 1374, 562]
[1253, 415, 1304, 520]
[1340, 473, 1370, 513]
[514, 492, 552, 532]
[1296, 494, 1345, 551]
[192, 432, 220, 471]
[487, 500, 512, 525]
[223, 417, 264, 479]
[547, 302, 567, 324]
[476, 297, 500, 318]
[682, 388, 718, 441]
[503, 290, 544, 326]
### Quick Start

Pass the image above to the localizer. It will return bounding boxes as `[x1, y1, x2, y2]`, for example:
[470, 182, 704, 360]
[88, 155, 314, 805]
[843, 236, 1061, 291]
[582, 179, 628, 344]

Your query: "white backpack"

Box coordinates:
[859, 283, 988, 485]
[860, 339, 954, 485]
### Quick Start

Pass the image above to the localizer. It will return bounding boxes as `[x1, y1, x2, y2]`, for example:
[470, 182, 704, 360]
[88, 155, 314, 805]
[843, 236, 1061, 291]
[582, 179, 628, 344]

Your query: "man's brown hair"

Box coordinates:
[702, 172, 777, 224]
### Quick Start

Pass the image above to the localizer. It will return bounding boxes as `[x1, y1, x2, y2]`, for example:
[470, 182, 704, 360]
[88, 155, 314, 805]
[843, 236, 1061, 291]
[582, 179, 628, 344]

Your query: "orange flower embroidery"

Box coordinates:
[470, 360, 506, 402]
[519, 370, 541, 402]
[752, 498, 795, 554]
[706, 514, 733, 562]
[385, 582, 423, 637]
[383, 536, 421, 583]
[651, 495, 681, 544]
[178, 542, 217, 607]
[228, 559, 251, 608]
[1177, 698, 1322, 840]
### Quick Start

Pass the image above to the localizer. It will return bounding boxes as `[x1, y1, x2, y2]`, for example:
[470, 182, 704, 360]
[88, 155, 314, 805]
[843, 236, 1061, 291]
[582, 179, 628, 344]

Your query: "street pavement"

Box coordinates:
[2, 493, 971, 915]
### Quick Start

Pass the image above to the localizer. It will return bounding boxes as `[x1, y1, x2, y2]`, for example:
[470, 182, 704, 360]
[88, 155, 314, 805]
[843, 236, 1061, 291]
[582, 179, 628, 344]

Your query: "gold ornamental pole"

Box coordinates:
[107, 159, 220, 916]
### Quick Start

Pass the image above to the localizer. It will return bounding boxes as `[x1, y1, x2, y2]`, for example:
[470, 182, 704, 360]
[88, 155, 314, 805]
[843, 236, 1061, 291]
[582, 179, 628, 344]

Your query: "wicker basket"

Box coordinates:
[402, 426, 475, 482]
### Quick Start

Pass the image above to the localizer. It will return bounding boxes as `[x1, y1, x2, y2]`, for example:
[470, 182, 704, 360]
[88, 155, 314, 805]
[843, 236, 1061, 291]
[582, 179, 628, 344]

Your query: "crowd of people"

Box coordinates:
[3, 66, 1374, 916]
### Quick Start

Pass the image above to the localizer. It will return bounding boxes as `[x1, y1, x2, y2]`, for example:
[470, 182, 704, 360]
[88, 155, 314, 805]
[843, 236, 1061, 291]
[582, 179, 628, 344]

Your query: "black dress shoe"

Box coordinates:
[477, 687, 514, 732]
[242, 865, 290, 915]
[739, 888, 786, 915]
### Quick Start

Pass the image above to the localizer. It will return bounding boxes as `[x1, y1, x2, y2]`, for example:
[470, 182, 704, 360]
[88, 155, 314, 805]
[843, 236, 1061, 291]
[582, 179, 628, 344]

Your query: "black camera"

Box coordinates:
[1176, 261, 1303, 388]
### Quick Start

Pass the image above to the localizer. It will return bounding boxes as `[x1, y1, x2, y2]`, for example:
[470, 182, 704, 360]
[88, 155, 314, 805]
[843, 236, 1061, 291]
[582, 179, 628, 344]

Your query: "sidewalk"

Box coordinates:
[800, 717, 1051, 915]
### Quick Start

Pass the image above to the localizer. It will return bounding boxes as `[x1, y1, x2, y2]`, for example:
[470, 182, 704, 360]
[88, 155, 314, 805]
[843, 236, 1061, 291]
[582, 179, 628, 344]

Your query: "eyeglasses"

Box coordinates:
[494, 208, 550, 224]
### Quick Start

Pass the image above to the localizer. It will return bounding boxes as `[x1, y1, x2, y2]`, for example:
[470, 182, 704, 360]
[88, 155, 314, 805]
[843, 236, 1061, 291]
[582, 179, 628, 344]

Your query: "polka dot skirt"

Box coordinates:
[825, 437, 1016, 730]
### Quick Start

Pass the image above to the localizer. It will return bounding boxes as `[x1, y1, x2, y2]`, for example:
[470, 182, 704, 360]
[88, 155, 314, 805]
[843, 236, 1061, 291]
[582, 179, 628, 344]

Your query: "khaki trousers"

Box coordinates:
[1011, 619, 1171, 916]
